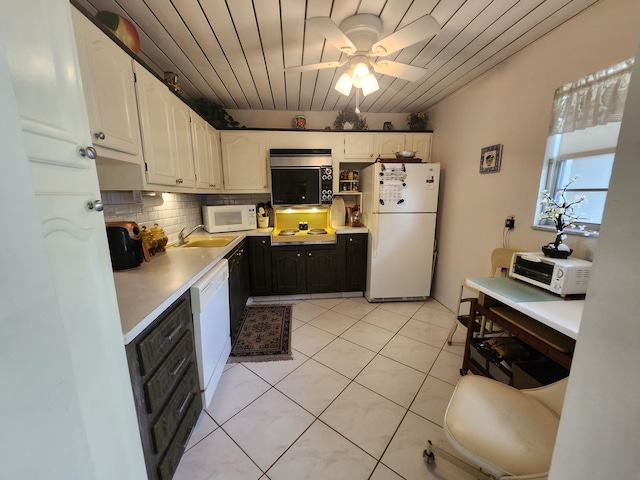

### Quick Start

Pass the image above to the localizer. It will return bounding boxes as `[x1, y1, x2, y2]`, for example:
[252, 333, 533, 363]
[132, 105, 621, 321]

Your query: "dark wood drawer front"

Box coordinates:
[157, 397, 201, 480]
[151, 363, 199, 454]
[138, 297, 191, 375]
[144, 334, 193, 413]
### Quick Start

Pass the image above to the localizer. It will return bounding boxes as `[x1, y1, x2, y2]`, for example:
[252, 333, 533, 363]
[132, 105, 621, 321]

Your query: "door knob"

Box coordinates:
[78, 146, 97, 159]
[86, 200, 104, 212]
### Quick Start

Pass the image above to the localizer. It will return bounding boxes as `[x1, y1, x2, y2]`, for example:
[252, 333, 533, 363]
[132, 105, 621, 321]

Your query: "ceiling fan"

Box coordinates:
[285, 13, 440, 95]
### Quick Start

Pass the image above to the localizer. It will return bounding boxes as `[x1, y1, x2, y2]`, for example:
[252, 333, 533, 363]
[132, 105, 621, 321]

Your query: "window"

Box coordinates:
[536, 59, 633, 234]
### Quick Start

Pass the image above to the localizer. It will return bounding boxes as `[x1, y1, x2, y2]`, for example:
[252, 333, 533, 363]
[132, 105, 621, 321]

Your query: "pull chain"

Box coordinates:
[355, 89, 361, 114]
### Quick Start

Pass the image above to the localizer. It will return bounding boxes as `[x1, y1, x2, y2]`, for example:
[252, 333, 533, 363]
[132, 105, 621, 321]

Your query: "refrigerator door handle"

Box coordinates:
[371, 213, 379, 258]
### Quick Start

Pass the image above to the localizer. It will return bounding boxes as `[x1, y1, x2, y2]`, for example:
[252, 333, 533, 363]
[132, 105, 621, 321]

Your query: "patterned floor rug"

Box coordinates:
[229, 304, 292, 362]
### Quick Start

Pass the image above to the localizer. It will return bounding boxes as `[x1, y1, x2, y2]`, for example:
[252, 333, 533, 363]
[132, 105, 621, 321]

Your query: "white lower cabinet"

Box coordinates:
[220, 130, 269, 192]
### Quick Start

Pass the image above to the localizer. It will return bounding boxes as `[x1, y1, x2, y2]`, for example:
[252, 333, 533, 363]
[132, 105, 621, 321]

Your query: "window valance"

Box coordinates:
[549, 58, 634, 135]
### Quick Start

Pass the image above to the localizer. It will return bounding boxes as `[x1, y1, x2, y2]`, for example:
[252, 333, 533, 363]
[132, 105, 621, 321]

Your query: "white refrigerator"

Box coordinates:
[359, 162, 440, 302]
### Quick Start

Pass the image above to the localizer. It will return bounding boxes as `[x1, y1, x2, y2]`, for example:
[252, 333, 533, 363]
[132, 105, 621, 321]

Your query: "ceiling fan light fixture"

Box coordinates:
[335, 71, 353, 96]
[351, 61, 370, 88]
[362, 74, 379, 96]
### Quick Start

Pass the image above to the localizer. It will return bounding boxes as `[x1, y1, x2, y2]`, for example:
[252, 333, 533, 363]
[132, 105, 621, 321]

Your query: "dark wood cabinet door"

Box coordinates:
[306, 247, 338, 292]
[338, 233, 368, 291]
[271, 248, 305, 294]
[227, 240, 249, 341]
[248, 236, 272, 295]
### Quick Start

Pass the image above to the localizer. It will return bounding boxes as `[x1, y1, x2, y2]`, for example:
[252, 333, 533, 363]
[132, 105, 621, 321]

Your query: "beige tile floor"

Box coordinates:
[174, 297, 476, 480]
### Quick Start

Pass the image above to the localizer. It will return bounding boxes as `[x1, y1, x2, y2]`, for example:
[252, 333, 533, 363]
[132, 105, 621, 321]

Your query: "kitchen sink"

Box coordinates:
[178, 236, 236, 248]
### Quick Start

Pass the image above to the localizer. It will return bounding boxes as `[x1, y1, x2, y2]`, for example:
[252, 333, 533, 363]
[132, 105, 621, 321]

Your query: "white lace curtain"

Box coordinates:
[549, 58, 634, 135]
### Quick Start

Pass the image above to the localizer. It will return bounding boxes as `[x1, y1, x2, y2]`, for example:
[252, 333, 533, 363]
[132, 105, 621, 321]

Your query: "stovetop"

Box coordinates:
[272, 227, 336, 244]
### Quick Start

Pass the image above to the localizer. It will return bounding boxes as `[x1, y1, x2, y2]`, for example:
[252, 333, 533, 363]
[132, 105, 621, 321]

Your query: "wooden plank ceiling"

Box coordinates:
[72, 0, 600, 113]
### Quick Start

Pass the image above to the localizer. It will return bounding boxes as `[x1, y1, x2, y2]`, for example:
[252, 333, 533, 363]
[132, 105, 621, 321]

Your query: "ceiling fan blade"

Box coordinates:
[284, 60, 347, 73]
[371, 15, 440, 56]
[306, 16, 357, 55]
[371, 60, 426, 82]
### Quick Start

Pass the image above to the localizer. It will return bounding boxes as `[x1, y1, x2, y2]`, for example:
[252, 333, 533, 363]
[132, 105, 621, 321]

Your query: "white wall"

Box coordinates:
[549, 30, 640, 480]
[428, 0, 640, 312]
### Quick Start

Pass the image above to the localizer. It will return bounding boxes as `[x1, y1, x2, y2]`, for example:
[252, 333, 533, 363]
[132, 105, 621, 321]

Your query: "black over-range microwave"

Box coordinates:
[269, 149, 333, 205]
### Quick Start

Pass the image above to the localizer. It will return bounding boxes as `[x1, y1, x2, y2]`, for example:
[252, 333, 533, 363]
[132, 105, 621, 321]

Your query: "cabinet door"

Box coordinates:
[408, 133, 433, 162]
[338, 234, 368, 291]
[248, 236, 272, 295]
[191, 113, 223, 191]
[221, 131, 269, 191]
[306, 248, 337, 293]
[344, 133, 375, 159]
[135, 63, 178, 186]
[374, 133, 406, 158]
[72, 8, 142, 160]
[227, 241, 250, 341]
[170, 95, 195, 188]
[271, 249, 305, 294]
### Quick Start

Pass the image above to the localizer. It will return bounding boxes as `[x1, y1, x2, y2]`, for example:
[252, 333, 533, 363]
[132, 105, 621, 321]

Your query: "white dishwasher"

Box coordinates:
[190, 259, 231, 408]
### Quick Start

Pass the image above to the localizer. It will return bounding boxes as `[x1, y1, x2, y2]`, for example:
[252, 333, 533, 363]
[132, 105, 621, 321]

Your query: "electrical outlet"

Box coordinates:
[505, 216, 515, 229]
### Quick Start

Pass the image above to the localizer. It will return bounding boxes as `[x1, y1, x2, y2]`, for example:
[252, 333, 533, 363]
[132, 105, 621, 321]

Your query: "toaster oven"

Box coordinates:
[509, 252, 592, 296]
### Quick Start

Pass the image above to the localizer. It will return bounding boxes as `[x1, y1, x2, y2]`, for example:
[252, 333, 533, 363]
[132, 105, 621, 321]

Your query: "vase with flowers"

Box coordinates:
[407, 112, 428, 131]
[538, 176, 588, 258]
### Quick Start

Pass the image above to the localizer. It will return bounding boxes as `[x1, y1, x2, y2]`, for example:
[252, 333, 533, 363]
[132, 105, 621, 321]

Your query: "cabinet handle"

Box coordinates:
[86, 200, 104, 212]
[78, 146, 97, 159]
[176, 178, 184, 185]
[349, 237, 354, 242]
[170, 357, 187, 376]
[308, 252, 312, 257]
[176, 392, 191, 415]
[94, 131, 106, 140]
[209, 184, 216, 188]
[261, 240, 266, 244]
[296, 253, 301, 257]
[165, 323, 183, 342]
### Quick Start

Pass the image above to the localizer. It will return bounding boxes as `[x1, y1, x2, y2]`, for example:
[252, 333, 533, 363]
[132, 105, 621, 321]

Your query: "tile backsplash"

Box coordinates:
[102, 191, 271, 243]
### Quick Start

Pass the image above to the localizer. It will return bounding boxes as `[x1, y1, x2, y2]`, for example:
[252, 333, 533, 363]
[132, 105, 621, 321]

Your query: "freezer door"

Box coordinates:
[366, 212, 437, 301]
[374, 163, 440, 213]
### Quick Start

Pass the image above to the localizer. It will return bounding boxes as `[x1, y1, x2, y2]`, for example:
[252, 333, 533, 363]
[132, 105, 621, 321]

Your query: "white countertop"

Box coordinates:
[466, 277, 584, 339]
[114, 226, 369, 344]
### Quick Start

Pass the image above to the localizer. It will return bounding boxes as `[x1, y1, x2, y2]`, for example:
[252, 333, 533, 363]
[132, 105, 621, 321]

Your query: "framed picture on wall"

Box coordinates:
[480, 144, 503, 173]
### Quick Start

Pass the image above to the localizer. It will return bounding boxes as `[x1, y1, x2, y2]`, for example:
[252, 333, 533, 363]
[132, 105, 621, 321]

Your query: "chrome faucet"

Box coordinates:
[178, 224, 204, 245]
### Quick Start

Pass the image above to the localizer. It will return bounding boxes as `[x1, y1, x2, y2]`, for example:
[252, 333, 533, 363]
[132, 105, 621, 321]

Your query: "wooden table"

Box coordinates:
[462, 277, 584, 375]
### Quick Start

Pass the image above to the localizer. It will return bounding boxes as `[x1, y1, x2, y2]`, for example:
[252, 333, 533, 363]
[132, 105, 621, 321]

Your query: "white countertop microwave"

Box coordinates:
[509, 251, 592, 296]
[202, 205, 257, 233]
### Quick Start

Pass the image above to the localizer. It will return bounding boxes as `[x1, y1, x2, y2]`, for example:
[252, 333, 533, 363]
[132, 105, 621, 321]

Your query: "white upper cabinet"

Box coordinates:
[407, 133, 433, 163]
[135, 62, 196, 188]
[71, 8, 142, 163]
[191, 111, 223, 191]
[374, 133, 406, 158]
[344, 132, 432, 162]
[221, 131, 269, 192]
[344, 133, 375, 159]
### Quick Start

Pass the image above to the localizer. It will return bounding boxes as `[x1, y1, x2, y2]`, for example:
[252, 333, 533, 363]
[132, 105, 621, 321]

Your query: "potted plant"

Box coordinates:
[193, 98, 242, 129]
[407, 111, 428, 131]
[538, 176, 588, 258]
[333, 107, 368, 130]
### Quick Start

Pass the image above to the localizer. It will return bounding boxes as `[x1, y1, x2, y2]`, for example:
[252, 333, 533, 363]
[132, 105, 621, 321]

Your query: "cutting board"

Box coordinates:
[331, 197, 345, 227]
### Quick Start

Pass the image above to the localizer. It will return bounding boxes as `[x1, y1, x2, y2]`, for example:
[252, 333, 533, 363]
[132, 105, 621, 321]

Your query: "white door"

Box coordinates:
[1, 1, 146, 478]
[374, 162, 440, 213]
[367, 212, 437, 300]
